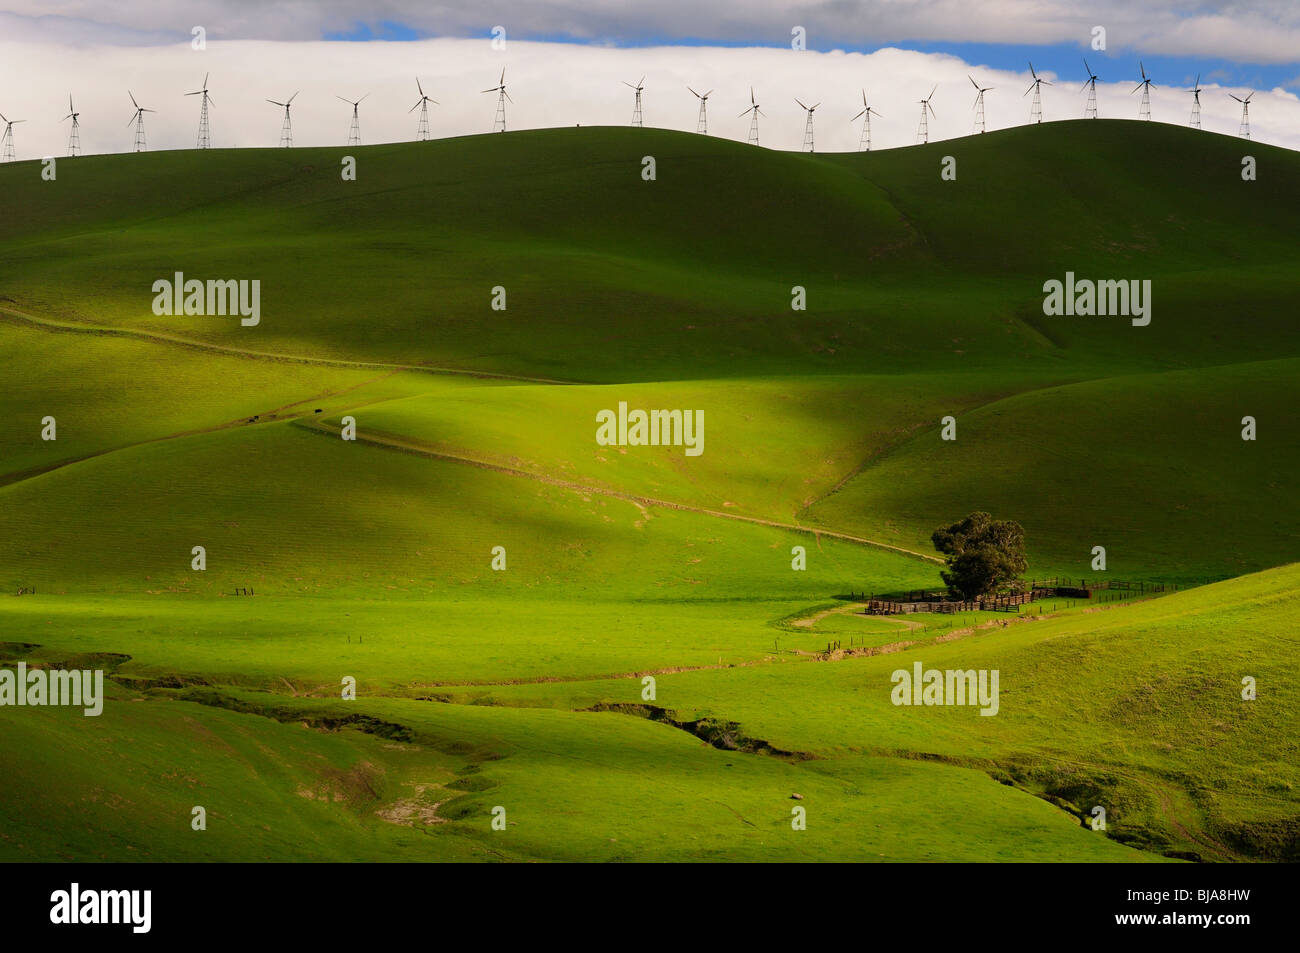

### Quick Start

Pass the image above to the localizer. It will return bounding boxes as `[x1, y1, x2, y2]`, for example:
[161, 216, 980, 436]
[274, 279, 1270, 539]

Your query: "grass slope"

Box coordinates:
[3, 122, 1298, 380]
[475, 564, 1300, 860]
[1, 121, 1297, 862]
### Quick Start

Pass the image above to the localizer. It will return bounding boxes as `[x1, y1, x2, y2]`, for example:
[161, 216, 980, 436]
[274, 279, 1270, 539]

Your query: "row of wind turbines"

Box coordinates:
[927, 60, 1253, 144]
[0, 60, 1260, 161]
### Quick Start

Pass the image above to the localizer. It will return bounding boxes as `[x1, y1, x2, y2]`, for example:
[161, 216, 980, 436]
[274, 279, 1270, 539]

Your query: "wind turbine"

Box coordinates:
[482, 69, 510, 133]
[185, 73, 214, 149]
[410, 79, 437, 141]
[338, 93, 368, 146]
[1187, 74, 1204, 129]
[1081, 59, 1100, 119]
[739, 87, 763, 146]
[688, 87, 711, 134]
[624, 76, 645, 127]
[127, 92, 155, 152]
[267, 92, 298, 147]
[63, 95, 81, 157]
[969, 75, 993, 133]
[1133, 62, 1155, 120]
[850, 90, 881, 152]
[1, 112, 25, 163]
[1025, 62, 1051, 123]
[1229, 90, 1254, 139]
[795, 99, 820, 152]
[916, 86, 936, 144]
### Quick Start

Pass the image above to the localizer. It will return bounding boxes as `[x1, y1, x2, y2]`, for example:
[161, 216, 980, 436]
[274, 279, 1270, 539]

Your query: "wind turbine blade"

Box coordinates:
[505, 91, 513, 103]
[130, 91, 139, 109]
[338, 96, 351, 104]
[359, 93, 370, 104]
[500, 68, 506, 84]
[688, 86, 699, 98]
[203, 72, 209, 88]
[1025, 82, 1036, 96]
[1131, 84, 1142, 94]
[851, 109, 865, 121]
[1083, 57, 1091, 75]
[704, 90, 712, 98]
[409, 101, 421, 112]
[639, 75, 645, 87]
[417, 77, 424, 96]
[929, 85, 936, 99]
[796, 98, 807, 109]
[288, 91, 299, 104]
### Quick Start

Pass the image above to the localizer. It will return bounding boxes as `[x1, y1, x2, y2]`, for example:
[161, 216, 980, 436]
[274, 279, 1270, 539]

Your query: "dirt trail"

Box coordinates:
[3, 303, 944, 563]
[297, 418, 943, 564]
[791, 602, 872, 628]
[0, 369, 404, 489]
[0, 304, 575, 384]
[786, 602, 924, 632]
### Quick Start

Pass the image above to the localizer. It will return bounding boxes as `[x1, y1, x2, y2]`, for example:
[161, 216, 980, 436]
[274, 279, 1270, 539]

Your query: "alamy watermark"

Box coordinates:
[1042, 272, 1150, 326]
[891, 661, 1000, 716]
[596, 401, 703, 456]
[152, 272, 260, 326]
[0, 663, 103, 716]
[50, 883, 150, 933]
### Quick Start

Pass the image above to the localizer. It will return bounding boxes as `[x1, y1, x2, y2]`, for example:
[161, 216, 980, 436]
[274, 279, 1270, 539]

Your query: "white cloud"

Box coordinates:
[0, 37, 1293, 158]
[4, 1, 1300, 62]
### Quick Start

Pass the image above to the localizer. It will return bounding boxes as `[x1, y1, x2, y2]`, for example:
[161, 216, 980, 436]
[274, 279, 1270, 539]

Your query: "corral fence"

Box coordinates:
[863, 578, 1178, 616]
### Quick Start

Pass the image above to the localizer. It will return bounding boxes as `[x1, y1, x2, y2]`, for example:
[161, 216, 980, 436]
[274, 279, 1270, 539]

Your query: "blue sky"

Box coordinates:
[321, 25, 1299, 93]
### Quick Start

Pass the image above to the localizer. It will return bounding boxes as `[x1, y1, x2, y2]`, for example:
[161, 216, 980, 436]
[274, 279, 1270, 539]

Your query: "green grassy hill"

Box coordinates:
[0, 120, 1296, 862]
[452, 563, 1300, 860]
[3, 121, 1298, 379]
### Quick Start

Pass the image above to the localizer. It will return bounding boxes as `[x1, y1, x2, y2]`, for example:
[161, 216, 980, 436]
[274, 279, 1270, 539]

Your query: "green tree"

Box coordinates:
[930, 512, 1027, 600]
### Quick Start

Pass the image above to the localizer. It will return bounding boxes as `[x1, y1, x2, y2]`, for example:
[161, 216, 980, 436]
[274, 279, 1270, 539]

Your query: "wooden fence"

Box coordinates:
[863, 578, 1175, 616]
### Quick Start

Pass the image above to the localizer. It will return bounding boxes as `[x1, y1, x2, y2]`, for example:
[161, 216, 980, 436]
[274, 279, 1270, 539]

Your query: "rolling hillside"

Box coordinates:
[1, 119, 1296, 862]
